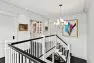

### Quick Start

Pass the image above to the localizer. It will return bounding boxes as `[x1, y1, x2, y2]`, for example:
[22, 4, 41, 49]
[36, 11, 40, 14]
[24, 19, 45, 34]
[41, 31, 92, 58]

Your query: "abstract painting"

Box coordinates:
[62, 19, 78, 37]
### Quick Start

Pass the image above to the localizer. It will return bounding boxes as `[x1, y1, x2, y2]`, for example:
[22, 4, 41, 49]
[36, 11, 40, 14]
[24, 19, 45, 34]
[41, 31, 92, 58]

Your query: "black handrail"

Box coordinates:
[56, 35, 68, 46]
[8, 44, 46, 63]
[8, 34, 68, 63]
[45, 35, 55, 38]
[11, 34, 67, 46]
[11, 34, 55, 45]
[11, 37, 43, 45]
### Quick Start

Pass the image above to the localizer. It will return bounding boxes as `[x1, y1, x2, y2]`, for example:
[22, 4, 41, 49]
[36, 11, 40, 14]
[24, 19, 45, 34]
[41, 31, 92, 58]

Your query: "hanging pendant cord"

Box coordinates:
[59, 4, 62, 19]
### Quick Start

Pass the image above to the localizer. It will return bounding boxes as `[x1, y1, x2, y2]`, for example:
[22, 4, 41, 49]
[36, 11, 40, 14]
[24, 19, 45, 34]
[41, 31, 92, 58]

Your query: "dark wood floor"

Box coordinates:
[71, 56, 87, 63]
[47, 54, 87, 63]
[0, 56, 87, 63]
[0, 57, 5, 63]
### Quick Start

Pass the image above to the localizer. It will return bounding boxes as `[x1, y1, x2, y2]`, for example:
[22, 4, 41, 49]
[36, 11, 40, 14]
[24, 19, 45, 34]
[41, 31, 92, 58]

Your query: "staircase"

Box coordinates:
[5, 34, 71, 63]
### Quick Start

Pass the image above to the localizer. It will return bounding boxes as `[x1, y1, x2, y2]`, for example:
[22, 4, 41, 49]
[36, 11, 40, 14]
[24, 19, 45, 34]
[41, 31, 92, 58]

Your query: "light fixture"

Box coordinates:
[54, 4, 68, 26]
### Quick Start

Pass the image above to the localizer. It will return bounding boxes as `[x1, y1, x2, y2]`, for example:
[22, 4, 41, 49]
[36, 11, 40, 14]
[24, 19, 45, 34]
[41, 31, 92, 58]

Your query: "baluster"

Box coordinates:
[32, 41, 34, 63]
[45, 41, 46, 52]
[16, 52, 19, 63]
[39, 43, 41, 57]
[34, 41, 35, 56]
[14, 51, 16, 63]
[15, 51, 17, 63]
[48, 41, 49, 51]
[30, 41, 32, 55]
[26, 58, 29, 63]
[68, 44, 71, 63]
[27, 49, 29, 63]
[29, 49, 31, 63]
[34, 41, 36, 56]
[12, 50, 14, 63]
[50, 41, 51, 49]
[15, 52, 17, 63]
[19, 53, 20, 63]
[23, 50, 25, 63]
[33, 41, 34, 56]
[14, 50, 15, 63]
[42, 35, 45, 61]
[40, 43, 42, 56]
[36, 42, 38, 58]
[24, 50, 26, 63]
[27, 49, 28, 63]
[11, 49, 13, 63]
[46, 41, 47, 52]
[37, 43, 39, 58]
[62, 47, 64, 55]
[35, 41, 36, 56]
[47, 41, 49, 51]
[21, 54, 23, 63]
[9, 48, 11, 63]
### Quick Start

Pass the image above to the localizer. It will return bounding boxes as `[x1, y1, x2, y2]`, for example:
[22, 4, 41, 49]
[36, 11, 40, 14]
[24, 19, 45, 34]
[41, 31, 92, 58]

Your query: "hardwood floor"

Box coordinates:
[0, 56, 87, 63]
[46, 54, 87, 63]
[71, 56, 87, 63]
[0, 57, 5, 63]
[46, 53, 65, 63]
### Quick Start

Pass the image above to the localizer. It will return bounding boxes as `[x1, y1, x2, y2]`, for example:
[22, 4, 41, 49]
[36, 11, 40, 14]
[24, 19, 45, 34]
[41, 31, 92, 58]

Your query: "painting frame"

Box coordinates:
[45, 26, 48, 31]
[62, 19, 78, 37]
[19, 24, 28, 31]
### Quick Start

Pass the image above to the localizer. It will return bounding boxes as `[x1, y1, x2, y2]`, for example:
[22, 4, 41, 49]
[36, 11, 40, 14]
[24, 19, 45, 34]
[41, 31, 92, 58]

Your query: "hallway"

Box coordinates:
[0, 0, 94, 63]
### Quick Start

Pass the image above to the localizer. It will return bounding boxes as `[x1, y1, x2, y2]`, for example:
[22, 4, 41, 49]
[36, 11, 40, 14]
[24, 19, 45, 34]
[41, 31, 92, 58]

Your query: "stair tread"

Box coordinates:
[46, 53, 66, 63]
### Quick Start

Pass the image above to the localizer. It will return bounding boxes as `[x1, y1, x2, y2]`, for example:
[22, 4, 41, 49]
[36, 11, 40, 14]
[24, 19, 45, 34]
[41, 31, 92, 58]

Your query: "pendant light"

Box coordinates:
[54, 4, 65, 25]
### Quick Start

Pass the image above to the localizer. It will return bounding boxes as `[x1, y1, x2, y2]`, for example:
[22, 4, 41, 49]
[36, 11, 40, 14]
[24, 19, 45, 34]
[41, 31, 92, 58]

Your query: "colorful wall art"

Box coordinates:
[62, 19, 78, 37]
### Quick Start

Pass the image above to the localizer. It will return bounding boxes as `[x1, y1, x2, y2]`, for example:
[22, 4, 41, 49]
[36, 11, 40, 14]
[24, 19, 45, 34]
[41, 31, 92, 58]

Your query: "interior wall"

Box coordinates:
[0, 14, 15, 58]
[87, 0, 94, 63]
[48, 13, 87, 60]
[0, 1, 48, 58]
[0, 1, 48, 41]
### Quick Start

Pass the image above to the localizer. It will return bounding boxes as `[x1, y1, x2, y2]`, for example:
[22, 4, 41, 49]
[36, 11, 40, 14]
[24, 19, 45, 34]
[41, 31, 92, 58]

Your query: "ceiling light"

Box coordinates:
[54, 4, 67, 26]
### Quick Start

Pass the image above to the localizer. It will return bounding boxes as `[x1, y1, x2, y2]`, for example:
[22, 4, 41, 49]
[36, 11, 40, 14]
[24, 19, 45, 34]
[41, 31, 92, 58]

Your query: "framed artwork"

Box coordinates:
[19, 24, 28, 31]
[31, 21, 42, 33]
[62, 19, 78, 37]
[45, 26, 48, 31]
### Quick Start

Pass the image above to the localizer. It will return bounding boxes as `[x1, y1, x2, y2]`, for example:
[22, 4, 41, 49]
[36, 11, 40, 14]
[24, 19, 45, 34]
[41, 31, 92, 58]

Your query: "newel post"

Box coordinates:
[68, 44, 71, 63]
[42, 35, 46, 61]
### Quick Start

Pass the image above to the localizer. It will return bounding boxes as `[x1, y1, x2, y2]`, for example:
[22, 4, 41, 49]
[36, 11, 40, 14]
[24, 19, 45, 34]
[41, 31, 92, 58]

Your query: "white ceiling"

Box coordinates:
[1, 0, 86, 18]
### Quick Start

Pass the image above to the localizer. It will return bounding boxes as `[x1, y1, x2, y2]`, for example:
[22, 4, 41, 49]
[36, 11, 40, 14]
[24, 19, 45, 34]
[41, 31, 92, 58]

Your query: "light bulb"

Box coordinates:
[60, 18, 64, 22]
[56, 19, 60, 25]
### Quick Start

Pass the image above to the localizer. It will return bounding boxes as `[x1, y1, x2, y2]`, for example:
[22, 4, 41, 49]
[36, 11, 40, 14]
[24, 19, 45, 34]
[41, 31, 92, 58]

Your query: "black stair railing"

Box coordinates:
[8, 44, 46, 63]
[7, 34, 69, 63]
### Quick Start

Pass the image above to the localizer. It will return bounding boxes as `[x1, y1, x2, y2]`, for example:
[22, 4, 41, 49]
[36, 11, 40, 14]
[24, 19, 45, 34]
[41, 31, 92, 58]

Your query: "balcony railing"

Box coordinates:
[5, 34, 70, 63]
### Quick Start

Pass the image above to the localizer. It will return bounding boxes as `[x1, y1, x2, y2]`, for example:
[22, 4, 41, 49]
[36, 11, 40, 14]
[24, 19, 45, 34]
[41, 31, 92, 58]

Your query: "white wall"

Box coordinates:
[48, 13, 87, 60]
[0, 1, 48, 58]
[0, 14, 15, 58]
[0, 1, 48, 41]
[87, 0, 94, 63]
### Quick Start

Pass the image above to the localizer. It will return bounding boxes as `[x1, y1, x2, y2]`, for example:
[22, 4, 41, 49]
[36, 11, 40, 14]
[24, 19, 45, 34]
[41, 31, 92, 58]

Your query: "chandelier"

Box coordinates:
[54, 4, 68, 26]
